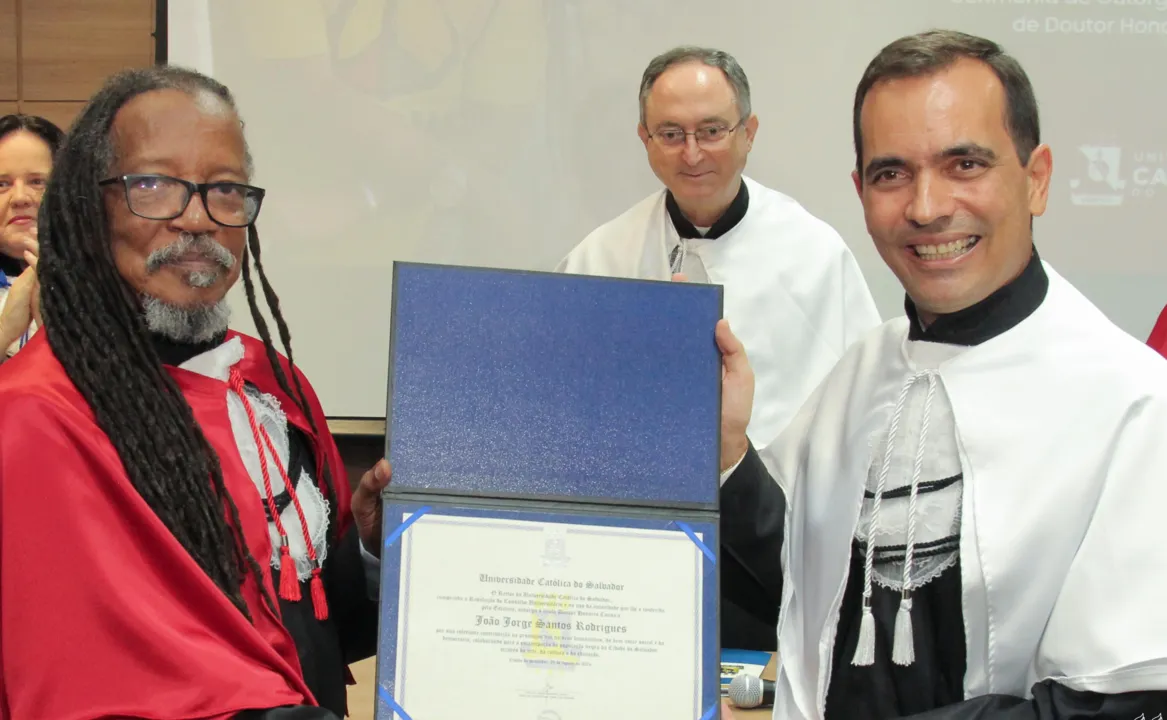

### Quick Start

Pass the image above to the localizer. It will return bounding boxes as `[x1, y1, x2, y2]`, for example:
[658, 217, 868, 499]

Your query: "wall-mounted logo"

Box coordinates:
[1070, 145, 1166, 206]
[1070, 146, 1125, 206]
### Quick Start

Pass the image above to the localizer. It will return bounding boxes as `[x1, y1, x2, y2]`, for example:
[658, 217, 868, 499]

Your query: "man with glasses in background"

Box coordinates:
[557, 45, 882, 652]
[0, 67, 390, 719]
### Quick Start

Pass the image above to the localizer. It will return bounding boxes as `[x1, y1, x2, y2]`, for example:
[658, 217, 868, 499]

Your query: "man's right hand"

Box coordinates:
[717, 319, 753, 472]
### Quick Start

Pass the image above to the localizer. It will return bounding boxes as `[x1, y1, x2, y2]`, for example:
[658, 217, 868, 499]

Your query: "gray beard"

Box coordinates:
[141, 294, 231, 344]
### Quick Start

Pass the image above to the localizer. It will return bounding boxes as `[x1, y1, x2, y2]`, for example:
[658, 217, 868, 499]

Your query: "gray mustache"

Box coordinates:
[145, 233, 236, 274]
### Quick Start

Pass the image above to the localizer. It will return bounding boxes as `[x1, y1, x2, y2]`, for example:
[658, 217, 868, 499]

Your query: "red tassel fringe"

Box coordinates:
[310, 567, 329, 621]
[278, 544, 301, 602]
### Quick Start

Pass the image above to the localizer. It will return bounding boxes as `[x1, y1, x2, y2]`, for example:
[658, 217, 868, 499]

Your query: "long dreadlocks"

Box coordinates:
[37, 66, 340, 621]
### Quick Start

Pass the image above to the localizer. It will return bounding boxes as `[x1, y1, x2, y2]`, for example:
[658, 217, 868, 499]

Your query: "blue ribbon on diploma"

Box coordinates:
[378, 507, 430, 720]
[671, 520, 716, 564]
[377, 685, 412, 720]
[383, 505, 432, 550]
[673, 522, 716, 720]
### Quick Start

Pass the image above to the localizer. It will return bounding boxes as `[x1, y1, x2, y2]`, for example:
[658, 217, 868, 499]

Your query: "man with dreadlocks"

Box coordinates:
[0, 67, 391, 719]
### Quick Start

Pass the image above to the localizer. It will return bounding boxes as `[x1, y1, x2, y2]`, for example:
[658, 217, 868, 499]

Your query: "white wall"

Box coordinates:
[170, 0, 1167, 417]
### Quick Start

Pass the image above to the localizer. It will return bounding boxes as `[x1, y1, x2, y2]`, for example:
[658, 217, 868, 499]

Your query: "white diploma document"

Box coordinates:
[389, 513, 705, 719]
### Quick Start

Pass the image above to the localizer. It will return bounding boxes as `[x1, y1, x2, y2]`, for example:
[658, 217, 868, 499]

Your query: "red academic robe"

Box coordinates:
[1148, 303, 1167, 359]
[0, 330, 351, 719]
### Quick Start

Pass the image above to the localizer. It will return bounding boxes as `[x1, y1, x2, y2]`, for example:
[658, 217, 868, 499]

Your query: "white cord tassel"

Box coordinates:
[852, 372, 917, 668]
[853, 603, 877, 666]
[892, 595, 915, 665]
[893, 373, 935, 668]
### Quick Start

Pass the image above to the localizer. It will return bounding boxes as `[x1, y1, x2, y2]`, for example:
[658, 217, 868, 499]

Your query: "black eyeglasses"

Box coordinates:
[99, 173, 265, 228]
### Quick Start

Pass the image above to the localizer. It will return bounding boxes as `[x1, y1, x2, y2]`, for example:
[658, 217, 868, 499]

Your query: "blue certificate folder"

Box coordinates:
[376, 263, 723, 719]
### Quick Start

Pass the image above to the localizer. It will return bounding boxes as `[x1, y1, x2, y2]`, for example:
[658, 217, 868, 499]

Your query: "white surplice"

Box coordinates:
[556, 176, 882, 449]
[762, 263, 1167, 719]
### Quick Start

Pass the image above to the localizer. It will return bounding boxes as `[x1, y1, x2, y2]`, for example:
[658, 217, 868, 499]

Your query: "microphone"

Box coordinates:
[727, 674, 775, 709]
